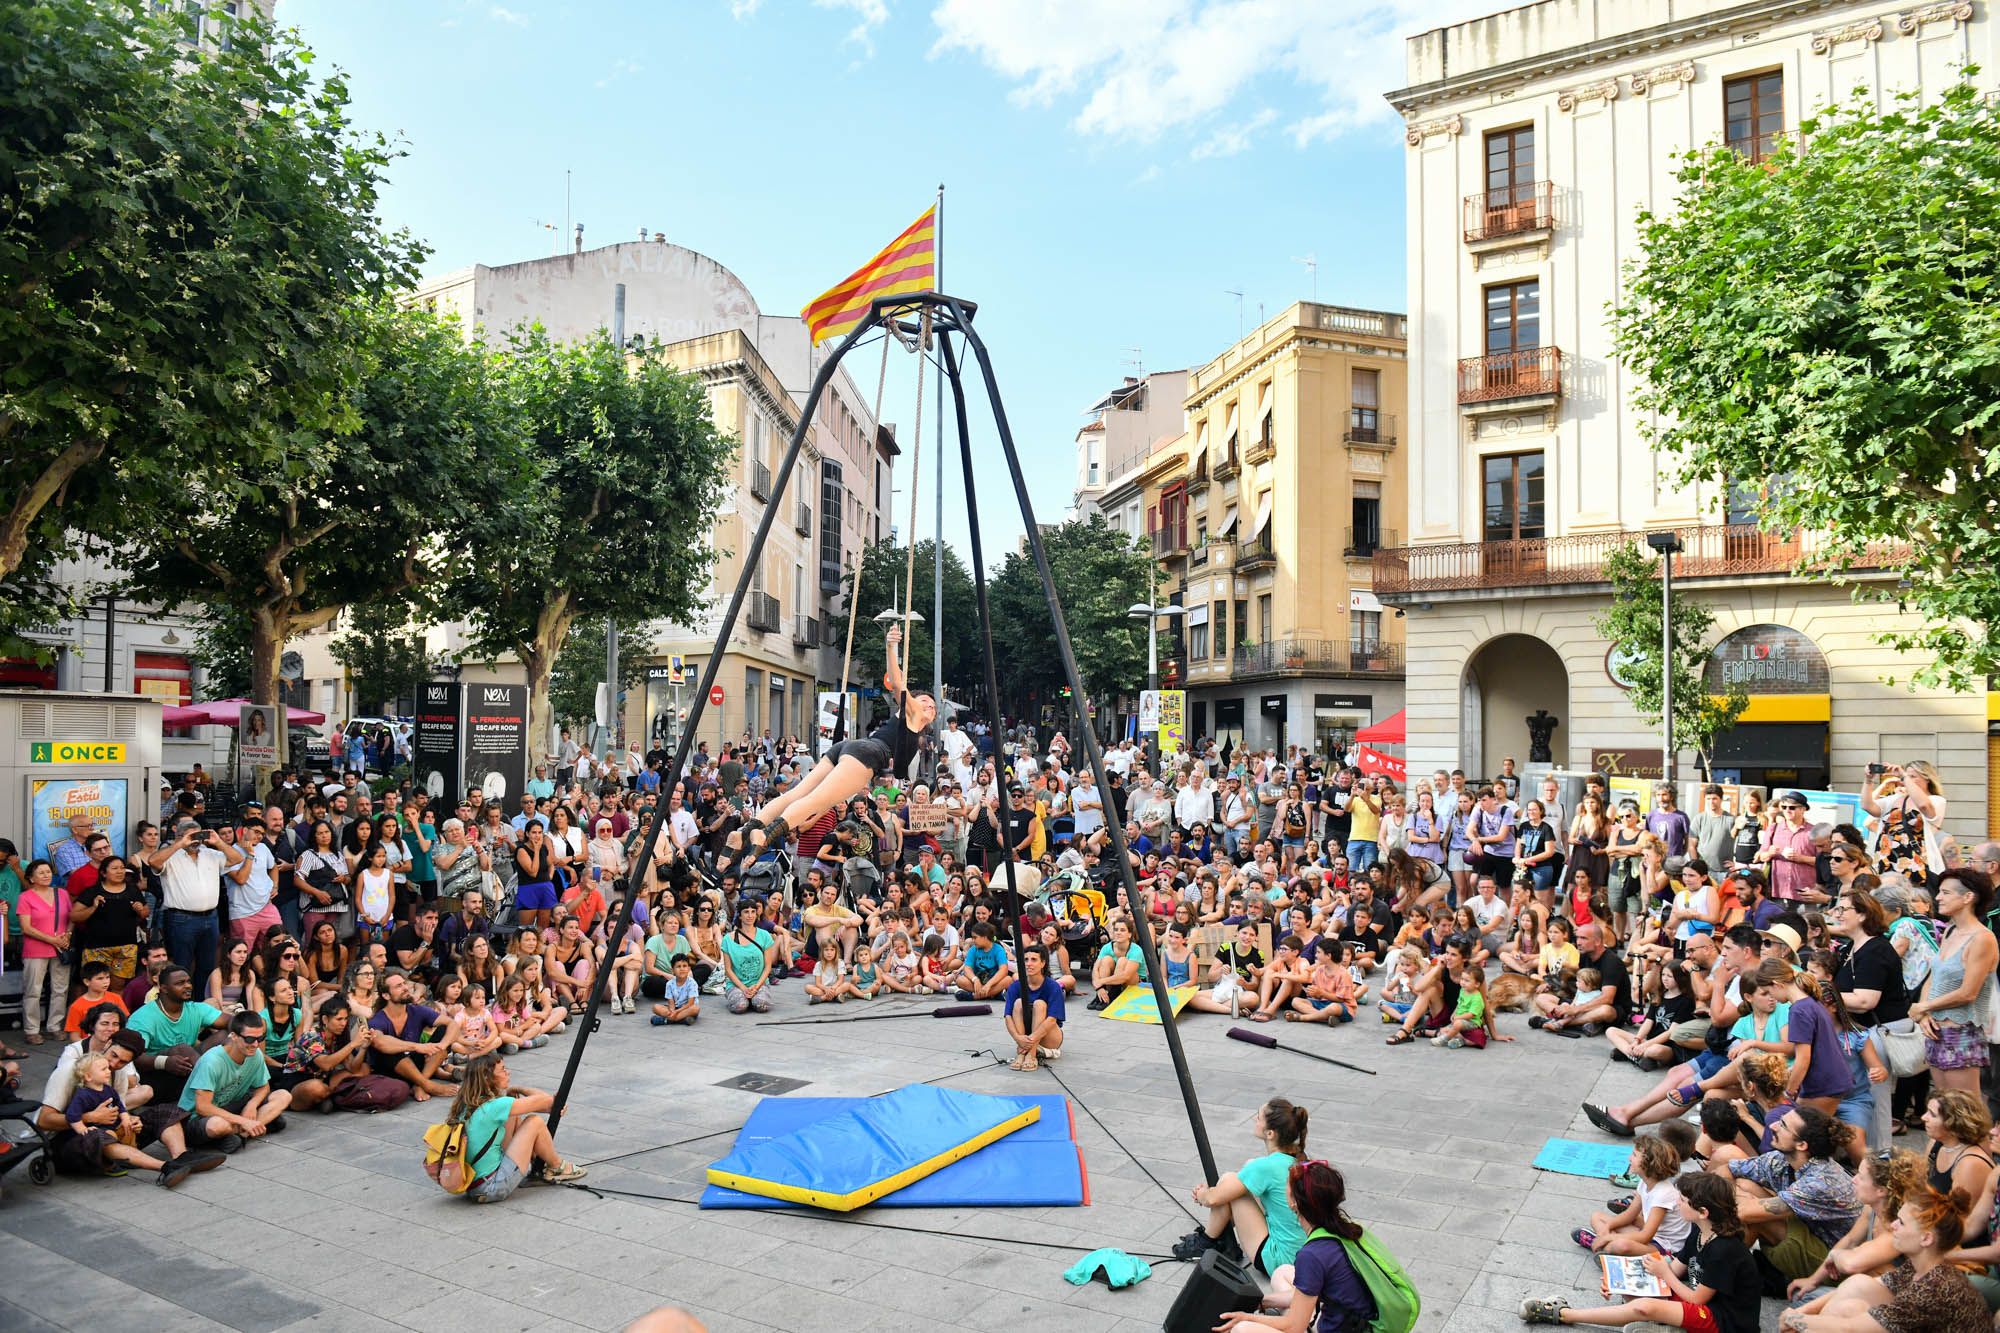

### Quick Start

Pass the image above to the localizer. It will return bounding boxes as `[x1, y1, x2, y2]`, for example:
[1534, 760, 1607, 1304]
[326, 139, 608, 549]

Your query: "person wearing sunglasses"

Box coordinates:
[1756, 792, 1823, 905]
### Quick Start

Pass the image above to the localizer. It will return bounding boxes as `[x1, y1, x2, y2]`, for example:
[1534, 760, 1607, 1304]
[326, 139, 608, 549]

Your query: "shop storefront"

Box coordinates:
[1704, 625, 1831, 790]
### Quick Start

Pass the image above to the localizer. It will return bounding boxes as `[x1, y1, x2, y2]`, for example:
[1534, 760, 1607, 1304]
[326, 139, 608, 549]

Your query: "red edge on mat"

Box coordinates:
[1077, 1144, 1091, 1206]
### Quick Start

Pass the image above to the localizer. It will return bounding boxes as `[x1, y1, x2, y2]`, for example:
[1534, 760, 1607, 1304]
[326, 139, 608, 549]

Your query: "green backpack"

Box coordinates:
[1309, 1226, 1420, 1333]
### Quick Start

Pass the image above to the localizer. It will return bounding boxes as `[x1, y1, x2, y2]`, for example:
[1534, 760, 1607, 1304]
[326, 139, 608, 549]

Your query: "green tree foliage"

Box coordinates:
[837, 540, 980, 700]
[124, 303, 525, 751]
[189, 608, 253, 703]
[448, 329, 734, 755]
[328, 601, 431, 715]
[986, 516, 1151, 712]
[0, 0, 420, 585]
[548, 617, 656, 736]
[1612, 80, 2000, 691]
[1594, 543, 1748, 774]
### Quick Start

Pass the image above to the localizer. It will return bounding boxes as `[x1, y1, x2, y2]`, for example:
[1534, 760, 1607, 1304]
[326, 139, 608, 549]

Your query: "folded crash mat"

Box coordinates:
[701, 1085, 1080, 1211]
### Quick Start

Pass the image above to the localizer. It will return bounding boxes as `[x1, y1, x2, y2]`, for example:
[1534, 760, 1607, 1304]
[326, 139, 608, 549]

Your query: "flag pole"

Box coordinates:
[931, 183, 946, 769]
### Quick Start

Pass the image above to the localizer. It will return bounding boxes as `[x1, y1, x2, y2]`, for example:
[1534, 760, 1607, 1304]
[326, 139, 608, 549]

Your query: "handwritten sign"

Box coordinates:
[906, 802, 952, 834]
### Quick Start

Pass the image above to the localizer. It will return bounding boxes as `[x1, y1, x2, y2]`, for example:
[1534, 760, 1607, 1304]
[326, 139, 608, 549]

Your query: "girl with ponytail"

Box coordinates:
[1780, 1184, 1987, 1333]
[1758, 957, 1855, 1118]
[1172, 1097, 1311, 1278]
[1215, 1159, 1375, 1333]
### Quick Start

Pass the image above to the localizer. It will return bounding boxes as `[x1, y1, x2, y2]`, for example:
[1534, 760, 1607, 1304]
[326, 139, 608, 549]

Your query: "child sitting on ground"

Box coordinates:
[806, 941, 855, 1004]
[881, 931, 921, 994]
[1543, 967, 1602, 1035]
[1574, 1135, 1693, 1259]
[1340, 941, 1370, 1004]
[954, 921, 1012, 1000]
[917, 934, 954, 995]
[650, 956, 701, 1025]
[1289, 948, 1357, 1025]
[1433, 962, 1491, 1049]
[849, 945, 880, 999]
[453, 983, 508, 1060]
[1378, 952, 1421, 1025]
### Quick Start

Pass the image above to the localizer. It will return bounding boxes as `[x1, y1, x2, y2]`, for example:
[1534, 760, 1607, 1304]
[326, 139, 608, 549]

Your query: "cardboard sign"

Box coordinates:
[905, 802, 952, 834]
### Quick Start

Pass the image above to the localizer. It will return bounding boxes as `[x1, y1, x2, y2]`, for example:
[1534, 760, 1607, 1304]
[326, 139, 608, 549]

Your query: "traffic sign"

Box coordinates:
[670, 654, 686, 685]
[709, 685, 725, 707]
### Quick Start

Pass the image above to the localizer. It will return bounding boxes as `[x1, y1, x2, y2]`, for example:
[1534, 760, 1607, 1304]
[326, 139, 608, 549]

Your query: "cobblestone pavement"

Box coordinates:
[0, 983, 1753, 1333]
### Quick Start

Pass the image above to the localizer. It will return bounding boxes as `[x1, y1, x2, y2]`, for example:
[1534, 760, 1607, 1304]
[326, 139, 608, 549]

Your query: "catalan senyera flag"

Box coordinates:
[801, 205, 937, 345]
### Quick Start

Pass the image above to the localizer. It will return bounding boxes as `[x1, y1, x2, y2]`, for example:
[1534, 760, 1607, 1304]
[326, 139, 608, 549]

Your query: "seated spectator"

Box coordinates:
[1247, 934, 1309, 1023]
[1520, 1170, 1761, 1333]
[1723, 1106, 1862, 1290]
[1573, 1136, 1693, 1259]
[1003, 944, 1065, 1071]
[1172, 1097, 1310, 1271]
[543, 913, 599, 1011]
[1789, 1147, 1921, 1310]
[1779, 1185, 1987, 1333]
[125, 965, 230, 1103]
[445, 1054, 586, 1204]
[954, 920, 1013, 1000]
[649, 956, 702, 1026]
[1088, 917, 1146, 1010]
[720, 900, 776, 1014]
[35, 1010, 222, 1185]
[277, 996, 373, 1111]
[367, 968, 460, 1101]
[180, 1011, 293, 1145]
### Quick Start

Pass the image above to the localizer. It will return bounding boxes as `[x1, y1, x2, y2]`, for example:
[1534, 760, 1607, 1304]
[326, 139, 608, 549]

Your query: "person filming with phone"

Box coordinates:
[146, 818, 245, 992]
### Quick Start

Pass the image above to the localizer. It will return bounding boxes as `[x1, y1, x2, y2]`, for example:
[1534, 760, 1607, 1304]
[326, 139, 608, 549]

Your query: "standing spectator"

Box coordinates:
[227, 818, 282, 950]
[70, 853, 148, 992]
[1862, 762, 1949, 883]
[59, 831, 112, 899]
[16, 859, 71, 1045]
[49, 812, 97, 890]
[1647, 784, 1690, 859]
[1690, 786, 1736, 877]
[148, 819, 244, 995]
[1758, 792, 1823, 905]
[1912, 868, 1998, 1097]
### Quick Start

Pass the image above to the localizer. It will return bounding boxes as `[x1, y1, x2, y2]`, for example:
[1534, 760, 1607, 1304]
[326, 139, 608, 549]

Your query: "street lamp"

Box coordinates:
[1644, 531, 1684, 785]
[1129, 602, 1186, 773]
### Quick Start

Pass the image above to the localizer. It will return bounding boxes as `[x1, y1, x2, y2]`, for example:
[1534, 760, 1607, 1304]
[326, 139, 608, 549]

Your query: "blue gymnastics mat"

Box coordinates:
[699, 1089, 1087, 1210]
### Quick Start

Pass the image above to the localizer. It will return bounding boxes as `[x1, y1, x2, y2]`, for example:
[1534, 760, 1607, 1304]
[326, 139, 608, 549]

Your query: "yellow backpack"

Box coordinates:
[422, 1117, 500, 1195]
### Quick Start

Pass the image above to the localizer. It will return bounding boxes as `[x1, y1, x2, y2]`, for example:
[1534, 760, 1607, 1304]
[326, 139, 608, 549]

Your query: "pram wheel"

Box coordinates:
[28, 1155, 51, 1185]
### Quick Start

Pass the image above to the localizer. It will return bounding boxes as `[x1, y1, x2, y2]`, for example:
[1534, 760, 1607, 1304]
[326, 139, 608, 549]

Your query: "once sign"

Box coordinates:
[30, 742, 126, 763]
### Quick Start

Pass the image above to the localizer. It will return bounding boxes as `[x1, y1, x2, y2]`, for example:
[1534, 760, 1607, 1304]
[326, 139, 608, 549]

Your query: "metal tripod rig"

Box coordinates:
[544, 291, 1220, 1184]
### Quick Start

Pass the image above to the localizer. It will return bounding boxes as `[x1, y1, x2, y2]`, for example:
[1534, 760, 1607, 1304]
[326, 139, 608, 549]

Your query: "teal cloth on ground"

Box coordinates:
[1531, 1137, 1636, 1179]
[1063, 1248, 1151, 1288]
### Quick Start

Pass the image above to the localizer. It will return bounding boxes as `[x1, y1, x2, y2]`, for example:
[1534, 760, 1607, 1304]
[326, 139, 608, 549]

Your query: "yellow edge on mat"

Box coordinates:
[705, 1106, 1041, 1212]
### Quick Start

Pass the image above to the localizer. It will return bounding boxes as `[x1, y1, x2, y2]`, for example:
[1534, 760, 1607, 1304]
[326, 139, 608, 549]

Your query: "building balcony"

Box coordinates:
[1231, 639, 1404, 680]
[1150, 526, 1188, 558]
[1236, 530, 1275, 570]
[795, 501, 812, 535]
[1214, 451, 1241, 481]
[1189, 542, 1209, 568]
[1344, 527, 1396, 559]
[1344, 411, 1396, 448]
[1458, 347, 1563, 407]
[749, 459, 772, 502]
[1464, 181, 1555, 244]
[745, 591, 780, 632]
[1372, 523, 1912, 596]
[1187, 457, 1211, 494]
[1244, 433, 1275, 465]
[792, 614, 821, 648]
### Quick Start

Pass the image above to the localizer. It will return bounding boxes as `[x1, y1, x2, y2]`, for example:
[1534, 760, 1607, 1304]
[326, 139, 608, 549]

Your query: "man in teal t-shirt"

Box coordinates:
[178, 1014, 290, 1138]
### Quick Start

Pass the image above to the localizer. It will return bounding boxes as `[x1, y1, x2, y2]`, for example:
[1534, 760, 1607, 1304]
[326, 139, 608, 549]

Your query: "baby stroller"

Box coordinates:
[0, 1096, 55, 1192]
[1034, 868, 1108, 981]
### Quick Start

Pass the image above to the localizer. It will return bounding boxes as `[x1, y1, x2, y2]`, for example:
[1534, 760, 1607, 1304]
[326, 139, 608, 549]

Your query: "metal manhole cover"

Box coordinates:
[715, 1072, 810, 1095]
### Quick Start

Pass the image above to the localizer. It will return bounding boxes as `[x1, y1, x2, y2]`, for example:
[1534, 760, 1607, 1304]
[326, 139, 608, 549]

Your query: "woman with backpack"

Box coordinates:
[1215, 1158, 1409, 1333]
[439, 1053, 586, 1204]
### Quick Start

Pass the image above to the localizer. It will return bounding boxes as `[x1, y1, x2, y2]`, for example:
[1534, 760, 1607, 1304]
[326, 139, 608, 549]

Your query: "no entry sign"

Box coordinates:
[709, 685, 726, 707]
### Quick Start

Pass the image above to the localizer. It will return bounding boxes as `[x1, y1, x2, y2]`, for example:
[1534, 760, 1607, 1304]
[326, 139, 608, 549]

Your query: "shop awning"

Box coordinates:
[1355, 709, 1405, 744]
[162, 699, 327, 727]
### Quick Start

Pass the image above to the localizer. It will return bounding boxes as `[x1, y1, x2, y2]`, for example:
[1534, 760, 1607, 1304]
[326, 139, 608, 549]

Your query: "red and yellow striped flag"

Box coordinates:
[801, 205, 937, 345]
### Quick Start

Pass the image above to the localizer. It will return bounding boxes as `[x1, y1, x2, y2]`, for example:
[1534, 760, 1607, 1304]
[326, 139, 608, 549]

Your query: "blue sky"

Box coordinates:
[283, 0, 1499, 562]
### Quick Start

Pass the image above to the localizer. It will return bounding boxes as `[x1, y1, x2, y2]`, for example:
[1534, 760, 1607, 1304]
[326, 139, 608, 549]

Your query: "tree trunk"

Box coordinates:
[523, 596, 574, 771]
[0, 438, 104, 582]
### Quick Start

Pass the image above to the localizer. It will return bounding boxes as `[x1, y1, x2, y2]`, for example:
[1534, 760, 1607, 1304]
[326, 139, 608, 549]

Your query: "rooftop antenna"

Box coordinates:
[531, 219, 558, 255]
[1292, 252, 1319, 302]
[1122, 346, 1144, 378]
[564, 168, 572, 245]
[1226, 289, 1243, 341]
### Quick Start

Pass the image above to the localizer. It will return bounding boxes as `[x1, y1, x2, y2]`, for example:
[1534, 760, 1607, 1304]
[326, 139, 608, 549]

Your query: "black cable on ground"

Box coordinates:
[1042, 1060, 1203, 1226]
[552, 1176, 1185, 1264]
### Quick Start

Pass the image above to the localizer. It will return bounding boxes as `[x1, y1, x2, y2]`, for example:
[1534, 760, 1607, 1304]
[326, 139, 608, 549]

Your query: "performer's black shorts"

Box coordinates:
[827, 738, 892, 776]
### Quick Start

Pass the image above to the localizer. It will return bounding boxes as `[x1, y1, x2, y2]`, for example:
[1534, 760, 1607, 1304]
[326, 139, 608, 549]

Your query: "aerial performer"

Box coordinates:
[729, 624, 933, 866]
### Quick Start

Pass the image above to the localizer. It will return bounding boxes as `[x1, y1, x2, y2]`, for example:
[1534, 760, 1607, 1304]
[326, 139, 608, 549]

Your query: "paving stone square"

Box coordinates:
[0, 984, 1766, 1332]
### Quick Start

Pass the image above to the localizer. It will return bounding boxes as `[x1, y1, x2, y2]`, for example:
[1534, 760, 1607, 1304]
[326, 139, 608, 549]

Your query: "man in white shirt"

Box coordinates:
[1071, 776, 1104, 843]
[942, 718, 976, 788]
[1220, 777, 1253, 858]
[1175, 770, 1216, 836]
[668, 793, 701, 853]
[147, 819, 244, 994]
[226, 819, 282, 949]
[1102, 740, 1134, 780]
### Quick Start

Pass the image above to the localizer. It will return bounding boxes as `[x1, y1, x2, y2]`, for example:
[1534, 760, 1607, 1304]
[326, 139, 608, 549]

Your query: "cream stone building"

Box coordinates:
[1144, 302, 1408, 756]
[287, 236, 895, 755]
[1385, 0, 1996, 835]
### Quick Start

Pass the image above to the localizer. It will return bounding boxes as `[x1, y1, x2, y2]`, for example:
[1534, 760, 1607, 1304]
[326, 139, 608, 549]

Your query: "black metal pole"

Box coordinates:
[942, 302, 1221, 1183]
[543, 312, 881, 1137]
[938, 331, 1029, 1023]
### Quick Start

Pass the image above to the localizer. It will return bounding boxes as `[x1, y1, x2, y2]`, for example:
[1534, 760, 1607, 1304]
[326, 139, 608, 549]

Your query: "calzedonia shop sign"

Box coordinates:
[31, 742, 126, 763]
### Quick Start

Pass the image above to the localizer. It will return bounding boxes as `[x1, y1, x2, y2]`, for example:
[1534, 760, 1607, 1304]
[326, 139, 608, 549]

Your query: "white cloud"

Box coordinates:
[488, 5, 528, 26]
[816, 0, 891, 54]
[729, 0, 763, 15]
[1191, 106, 1275, 160]
[930, 0, 1501, 151]
[596, 58, 643, 89]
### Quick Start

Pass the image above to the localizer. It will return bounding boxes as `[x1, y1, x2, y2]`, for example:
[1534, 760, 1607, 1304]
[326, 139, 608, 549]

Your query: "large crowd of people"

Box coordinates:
[8, 680, 2000, 1330]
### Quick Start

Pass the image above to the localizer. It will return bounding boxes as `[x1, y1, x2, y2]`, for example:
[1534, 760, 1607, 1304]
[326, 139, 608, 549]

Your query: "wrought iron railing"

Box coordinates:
[1344, 527, 1397, 558]
[1344, 410, 1396, 446]
[1231, 639, 1405, 676]
[1372, 523, 1910, 595]
[1236, 530, 1275, 567]
[1463, 180, 1555, 242]
[750, 460, 772, 501]
[792, 614, 821, 648]
[745, 591, 780, 631]
[1458, 347, 1563, 404]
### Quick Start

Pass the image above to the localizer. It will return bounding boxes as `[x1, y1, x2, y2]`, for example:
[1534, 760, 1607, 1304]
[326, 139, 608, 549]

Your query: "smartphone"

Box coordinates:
[1867, 763, 1886, 777]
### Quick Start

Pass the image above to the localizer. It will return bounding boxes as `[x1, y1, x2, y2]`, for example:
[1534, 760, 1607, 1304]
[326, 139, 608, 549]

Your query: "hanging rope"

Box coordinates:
[898, 307, 931, 681]
[834, 333, 894, 724]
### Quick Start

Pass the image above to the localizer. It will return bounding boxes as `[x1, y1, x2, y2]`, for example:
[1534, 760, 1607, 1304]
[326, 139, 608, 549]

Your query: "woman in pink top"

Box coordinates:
[17, 858, 72, 1043]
